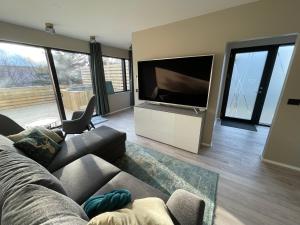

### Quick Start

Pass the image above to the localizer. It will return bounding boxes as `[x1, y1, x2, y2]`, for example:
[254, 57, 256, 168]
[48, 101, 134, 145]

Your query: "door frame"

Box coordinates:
[220, 44, 293, 125]
[45, 48, 67, 121]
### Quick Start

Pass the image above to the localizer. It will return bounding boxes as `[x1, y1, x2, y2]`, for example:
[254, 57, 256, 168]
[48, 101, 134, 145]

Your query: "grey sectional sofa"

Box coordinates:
[0, 126, 205, 225]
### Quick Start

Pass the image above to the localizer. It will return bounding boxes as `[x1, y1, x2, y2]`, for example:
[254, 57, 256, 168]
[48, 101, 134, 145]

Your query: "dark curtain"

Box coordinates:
[90, 42, 110, 115]
[129, 46, 135, 106]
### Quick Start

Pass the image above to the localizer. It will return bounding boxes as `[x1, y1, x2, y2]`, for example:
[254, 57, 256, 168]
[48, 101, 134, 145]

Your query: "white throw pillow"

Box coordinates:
[87, 197, 174, 225]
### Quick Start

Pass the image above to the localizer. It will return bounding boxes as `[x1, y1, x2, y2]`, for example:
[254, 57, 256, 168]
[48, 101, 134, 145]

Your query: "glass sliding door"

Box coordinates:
[0, 42, 60, 128]
[51, 50, 94, 119]
[259, 45, 294, 125]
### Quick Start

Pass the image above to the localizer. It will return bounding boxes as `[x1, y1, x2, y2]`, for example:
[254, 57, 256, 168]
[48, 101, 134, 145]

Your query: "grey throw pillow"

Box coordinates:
[2, 184, 88, 225]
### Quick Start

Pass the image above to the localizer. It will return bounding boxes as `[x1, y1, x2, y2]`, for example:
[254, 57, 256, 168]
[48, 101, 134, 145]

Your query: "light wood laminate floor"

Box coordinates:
[101, 108, 300, 225]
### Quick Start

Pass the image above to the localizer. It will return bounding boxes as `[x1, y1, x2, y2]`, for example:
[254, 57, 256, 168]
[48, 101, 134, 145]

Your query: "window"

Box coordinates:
[0, 42, 61, 128]
[125, 59, 130, 91]
[103, 56, 131, 93]
[0, 40, 132, 127]
[0, 41, 96, 126]
[51, 50, 94, 119]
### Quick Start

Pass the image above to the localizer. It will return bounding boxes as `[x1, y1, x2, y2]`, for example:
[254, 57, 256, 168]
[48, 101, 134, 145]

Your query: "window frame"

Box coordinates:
[124, 59, 131, 91]
[102, 55, 131, 94]
[0, 40, 90, 55]
[49, 48, 93, 120]
[0, 40, 93, 121]
[0, 40, 132, 124]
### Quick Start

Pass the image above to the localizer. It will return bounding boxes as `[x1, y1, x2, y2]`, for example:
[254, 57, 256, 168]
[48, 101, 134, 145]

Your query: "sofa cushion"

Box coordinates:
[0, 141, 67, 221]
[47, 126, 126, 172]
[0, 134, 25, 155]
[0, 142, 66, 195]
[53, 154, 121, 205]
[91, 172, 169, 202]
[1, 184, 88, 225]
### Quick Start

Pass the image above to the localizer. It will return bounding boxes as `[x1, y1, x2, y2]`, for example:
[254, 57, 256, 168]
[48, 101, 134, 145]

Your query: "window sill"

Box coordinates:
[108, 91, 131, 95]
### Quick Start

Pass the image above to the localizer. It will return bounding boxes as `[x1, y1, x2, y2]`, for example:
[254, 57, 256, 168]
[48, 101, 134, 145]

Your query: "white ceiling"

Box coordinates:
[0, 0, 256, 49]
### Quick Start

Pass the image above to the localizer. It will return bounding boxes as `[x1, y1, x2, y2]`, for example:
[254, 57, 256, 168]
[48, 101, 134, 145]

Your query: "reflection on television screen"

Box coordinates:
[138, 55, 213, 108]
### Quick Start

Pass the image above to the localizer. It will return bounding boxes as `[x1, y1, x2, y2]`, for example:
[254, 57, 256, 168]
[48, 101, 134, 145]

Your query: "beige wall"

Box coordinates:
[263, 37, 300, 169]
[0, 21, 88, 52]
[0, 21, 129, 58]
[132, 0, 300, 168]
[0, 20, 131, 114]
[102, 45, 129, 59]
[108, 92, 131, 113]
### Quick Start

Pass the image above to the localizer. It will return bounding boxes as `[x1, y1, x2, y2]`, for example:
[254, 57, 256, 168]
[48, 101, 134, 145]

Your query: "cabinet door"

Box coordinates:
[134, 107, 153, 136]
[173, 115, 202, 153]
[150, 110, 175, 144]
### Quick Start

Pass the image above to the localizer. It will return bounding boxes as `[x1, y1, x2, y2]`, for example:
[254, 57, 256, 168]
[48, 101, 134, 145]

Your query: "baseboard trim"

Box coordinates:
[261, 157, 300, 172]
[106, 106, 133, 115]
[201, 142, 212, 147]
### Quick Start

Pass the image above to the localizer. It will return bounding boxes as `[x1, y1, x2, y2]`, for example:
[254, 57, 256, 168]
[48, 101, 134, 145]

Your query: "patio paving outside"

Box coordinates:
[0, 102, 73, 128]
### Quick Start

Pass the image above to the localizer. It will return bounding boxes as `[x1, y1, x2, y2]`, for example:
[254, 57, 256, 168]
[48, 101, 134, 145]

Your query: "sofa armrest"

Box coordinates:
[166, 189, 205, 225]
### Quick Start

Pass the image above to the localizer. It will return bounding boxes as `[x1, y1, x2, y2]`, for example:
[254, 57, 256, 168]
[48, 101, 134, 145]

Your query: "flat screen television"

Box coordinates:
[138, 55, 214, 108]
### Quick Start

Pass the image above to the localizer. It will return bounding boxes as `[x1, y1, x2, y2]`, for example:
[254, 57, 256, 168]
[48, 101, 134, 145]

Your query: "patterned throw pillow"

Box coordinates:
[8, 126, 63, 144]
[35, 126, 63, 143]
[14, 129, 62, 167]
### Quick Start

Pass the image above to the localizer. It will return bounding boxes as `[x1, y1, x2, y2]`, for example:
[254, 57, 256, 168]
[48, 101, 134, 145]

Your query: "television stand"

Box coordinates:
[134, 102, 205, 154]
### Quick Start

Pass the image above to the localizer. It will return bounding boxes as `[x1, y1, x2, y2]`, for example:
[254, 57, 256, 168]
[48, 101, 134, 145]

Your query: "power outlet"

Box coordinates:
[287, 99, 300, 105]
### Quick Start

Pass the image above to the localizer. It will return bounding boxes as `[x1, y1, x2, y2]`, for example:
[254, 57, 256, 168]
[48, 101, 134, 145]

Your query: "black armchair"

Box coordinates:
[0, 114, 24, 136]
[62, 96, 96, 135]
[0, 114, 64, 138]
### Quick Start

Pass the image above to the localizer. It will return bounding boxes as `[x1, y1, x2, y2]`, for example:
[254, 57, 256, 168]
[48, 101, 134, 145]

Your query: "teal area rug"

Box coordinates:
[115, 141, 219, 225]
[91, 116, 108, 125]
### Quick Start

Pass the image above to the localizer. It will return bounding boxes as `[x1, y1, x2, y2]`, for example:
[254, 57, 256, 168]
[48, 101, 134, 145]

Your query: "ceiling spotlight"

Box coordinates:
[45, 23, 55, 35]
[90, 36, 96, 43]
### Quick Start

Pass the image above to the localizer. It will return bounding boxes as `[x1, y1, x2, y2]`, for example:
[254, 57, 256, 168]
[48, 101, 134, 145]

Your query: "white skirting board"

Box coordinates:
[106, 106, 133, 115]
[261, 157, 300, 172]
[201, 142, 212, 147]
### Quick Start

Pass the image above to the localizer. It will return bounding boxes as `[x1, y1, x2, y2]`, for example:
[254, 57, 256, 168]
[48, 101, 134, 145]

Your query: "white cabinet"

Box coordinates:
[134, 104, 204, 154]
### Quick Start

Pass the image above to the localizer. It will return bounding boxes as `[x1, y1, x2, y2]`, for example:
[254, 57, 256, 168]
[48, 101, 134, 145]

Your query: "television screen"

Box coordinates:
[138, 55, 214, 108]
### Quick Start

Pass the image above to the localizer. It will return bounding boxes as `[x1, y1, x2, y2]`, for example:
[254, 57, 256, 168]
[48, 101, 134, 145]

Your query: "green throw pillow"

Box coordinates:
[8, 126, 63, 144]
[14, 129, 62, 167]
